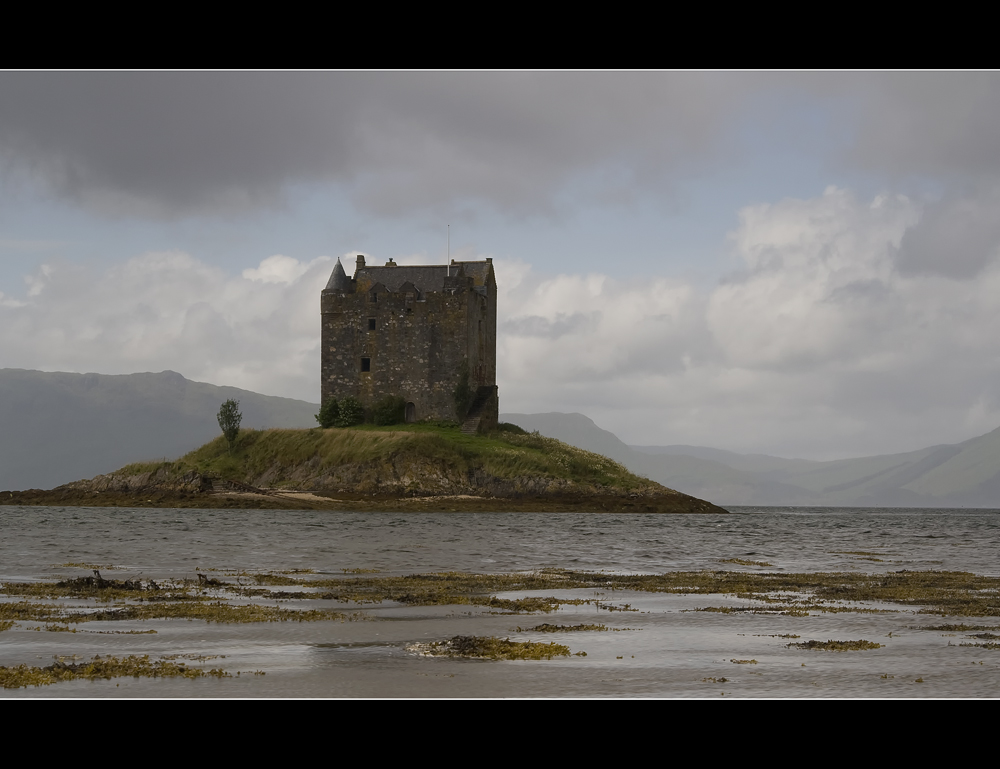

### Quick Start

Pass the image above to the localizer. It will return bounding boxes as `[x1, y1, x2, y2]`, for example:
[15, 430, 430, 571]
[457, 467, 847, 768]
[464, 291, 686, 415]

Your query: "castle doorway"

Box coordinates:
[405, 402, 416, 423]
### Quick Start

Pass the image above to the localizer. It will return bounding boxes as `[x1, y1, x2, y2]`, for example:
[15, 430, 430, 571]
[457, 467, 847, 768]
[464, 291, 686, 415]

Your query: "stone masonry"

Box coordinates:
[321, 254, 498, 429]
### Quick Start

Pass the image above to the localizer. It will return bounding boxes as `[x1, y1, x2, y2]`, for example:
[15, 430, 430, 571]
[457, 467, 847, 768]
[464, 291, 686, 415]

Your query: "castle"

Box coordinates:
[321, 254, 498, 431]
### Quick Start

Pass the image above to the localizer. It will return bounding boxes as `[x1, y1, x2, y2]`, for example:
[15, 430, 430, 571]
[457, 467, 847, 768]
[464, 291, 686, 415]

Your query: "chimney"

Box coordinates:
[356, 254, 366, 271]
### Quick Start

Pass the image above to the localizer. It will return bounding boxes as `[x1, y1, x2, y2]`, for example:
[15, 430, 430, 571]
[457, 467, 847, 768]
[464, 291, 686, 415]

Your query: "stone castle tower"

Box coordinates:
[321, 254, 498, 431]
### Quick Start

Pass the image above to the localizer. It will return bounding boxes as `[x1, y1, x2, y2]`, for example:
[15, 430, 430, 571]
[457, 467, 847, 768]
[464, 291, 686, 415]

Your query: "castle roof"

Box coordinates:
[325, 258, 350, 291]
[355, 260, 494, 295]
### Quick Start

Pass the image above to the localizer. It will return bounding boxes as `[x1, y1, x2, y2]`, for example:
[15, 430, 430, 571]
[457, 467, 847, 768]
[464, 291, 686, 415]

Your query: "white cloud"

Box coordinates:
[498, 188, 1000, 457]
[708, 187, 917, 369]
[242, 254, 324, 284]
[24, 263, 54, 296]
[0, 291, 25, 308]
[5, 195, 1000, 459]
[0, 251, 338, 402]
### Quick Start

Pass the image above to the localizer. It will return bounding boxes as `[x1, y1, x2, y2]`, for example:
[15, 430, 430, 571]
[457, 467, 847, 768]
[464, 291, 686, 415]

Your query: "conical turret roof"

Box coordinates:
[325, 258, 350, 291]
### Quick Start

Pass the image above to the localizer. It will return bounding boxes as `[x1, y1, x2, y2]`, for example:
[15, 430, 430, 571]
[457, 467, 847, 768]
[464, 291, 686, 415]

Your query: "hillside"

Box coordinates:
[4, 424, 726, 513]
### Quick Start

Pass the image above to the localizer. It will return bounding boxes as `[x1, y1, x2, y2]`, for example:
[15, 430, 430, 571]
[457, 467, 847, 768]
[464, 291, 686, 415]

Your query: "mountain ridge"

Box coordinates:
[500, 412, 1000, 507]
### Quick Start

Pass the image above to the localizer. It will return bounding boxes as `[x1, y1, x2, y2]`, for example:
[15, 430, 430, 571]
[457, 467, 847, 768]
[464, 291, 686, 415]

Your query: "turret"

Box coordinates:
[325, 258, 350, 292]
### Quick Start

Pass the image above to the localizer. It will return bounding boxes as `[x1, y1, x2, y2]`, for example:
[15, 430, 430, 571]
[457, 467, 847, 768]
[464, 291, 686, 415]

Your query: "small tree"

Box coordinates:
[217, 399, 242, 453]
[315, 398, 340, 428]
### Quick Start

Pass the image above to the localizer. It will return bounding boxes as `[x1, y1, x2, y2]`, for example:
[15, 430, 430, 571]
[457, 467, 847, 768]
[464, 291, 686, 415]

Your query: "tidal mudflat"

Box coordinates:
[2, 506, 999, 697]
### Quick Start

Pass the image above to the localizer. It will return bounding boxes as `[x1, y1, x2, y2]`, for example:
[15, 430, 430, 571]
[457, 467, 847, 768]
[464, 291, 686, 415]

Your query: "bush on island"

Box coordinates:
[335, 397, 365, 427]
[372, 396, 407, 426]
[315, 399, 340, 429]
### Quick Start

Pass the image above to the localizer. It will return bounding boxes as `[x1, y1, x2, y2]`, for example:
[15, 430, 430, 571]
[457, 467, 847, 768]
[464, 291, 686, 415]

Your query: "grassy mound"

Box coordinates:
[117, 423, 671, 497]
[6, 424, 728, 511]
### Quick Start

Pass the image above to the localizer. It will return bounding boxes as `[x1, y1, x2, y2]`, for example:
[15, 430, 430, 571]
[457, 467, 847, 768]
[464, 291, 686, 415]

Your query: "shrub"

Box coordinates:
[372, 396, 406, 426]
[315, 399, 340, 428]
[335, 397, 365, 427]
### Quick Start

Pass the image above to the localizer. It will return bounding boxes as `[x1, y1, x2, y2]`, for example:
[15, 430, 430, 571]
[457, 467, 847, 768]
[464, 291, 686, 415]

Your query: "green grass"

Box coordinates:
[117, 424, 661, 494]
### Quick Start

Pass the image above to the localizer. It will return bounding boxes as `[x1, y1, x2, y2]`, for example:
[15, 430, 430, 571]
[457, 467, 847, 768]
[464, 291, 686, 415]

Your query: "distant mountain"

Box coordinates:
[500, 412, 1000, 508]
[0, 369, 318, 490]
[630, 444, 815, 475]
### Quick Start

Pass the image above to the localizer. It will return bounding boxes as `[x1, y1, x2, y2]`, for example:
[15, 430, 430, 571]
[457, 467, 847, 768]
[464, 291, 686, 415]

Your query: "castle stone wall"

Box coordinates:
[321, 258, 496, 423]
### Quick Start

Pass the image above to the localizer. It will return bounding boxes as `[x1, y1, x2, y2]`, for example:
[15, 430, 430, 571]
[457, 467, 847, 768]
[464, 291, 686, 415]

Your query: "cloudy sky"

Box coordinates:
[2, 71, 1000, 459]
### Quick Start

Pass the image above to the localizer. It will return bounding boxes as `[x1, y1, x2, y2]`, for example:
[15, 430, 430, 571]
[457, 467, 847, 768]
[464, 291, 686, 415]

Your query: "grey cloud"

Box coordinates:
[894, 190, 1000, 278]
[6, 73, 1000, 221]
[502, 312, 602, 339]
[846, 72, 1000, 180]
[0, 72, 752, 218]
[826, 278, 892, 304]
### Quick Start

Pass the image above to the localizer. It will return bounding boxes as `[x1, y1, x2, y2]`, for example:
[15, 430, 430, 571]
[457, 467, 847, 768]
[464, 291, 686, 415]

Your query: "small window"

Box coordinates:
[361, 357, 371, 372]
[368, 318, 376, 331]
[370, 293, 378, 303]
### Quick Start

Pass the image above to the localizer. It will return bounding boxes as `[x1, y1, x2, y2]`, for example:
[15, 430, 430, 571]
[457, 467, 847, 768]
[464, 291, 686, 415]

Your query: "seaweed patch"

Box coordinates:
[692, 605, 810, 616]
[517, 623, 608, 632]
[0, 655, 231, 689]
[789, 639, 884, 651]
[925, 624, 1000, 632]
[4, 566, 1000, 635]
[407, 635, 573, 660]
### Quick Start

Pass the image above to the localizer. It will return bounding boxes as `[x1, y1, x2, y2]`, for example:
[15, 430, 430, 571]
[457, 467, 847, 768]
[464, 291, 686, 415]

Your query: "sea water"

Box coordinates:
[2, 506, 999, 697]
